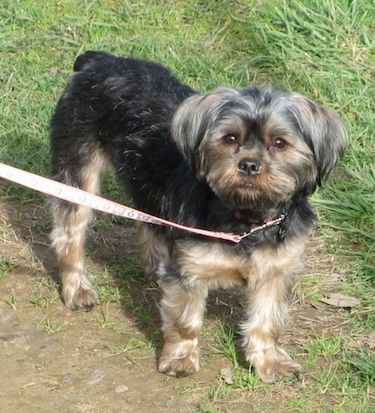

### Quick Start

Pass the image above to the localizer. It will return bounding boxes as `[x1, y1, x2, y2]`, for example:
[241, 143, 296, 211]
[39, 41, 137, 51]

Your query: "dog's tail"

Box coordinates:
[73, 51, 110, 72]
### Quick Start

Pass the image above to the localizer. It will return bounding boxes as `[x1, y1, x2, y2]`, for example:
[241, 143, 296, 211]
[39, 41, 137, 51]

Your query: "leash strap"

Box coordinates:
[0, 162, 243, 243]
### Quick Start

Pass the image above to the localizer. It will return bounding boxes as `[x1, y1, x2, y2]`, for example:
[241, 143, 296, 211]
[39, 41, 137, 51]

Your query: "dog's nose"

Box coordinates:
[238, 159, 262, 176]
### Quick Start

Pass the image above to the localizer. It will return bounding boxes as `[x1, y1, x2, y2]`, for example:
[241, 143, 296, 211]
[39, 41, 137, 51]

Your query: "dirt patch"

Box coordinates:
[0, 198, 353, 413]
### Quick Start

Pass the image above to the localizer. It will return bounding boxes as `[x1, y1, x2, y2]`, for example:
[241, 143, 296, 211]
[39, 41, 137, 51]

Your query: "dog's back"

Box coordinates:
[54, 51, 194, 127]
[50, 51, 194, 184]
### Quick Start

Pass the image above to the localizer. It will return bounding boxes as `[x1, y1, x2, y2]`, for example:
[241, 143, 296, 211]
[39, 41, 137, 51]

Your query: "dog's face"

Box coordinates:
[172, 87, 347, 211]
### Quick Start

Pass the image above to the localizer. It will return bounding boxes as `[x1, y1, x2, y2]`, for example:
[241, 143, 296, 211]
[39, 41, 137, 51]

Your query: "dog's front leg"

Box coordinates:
[242, 269, 301, 383]
[158, 276, 208, 377]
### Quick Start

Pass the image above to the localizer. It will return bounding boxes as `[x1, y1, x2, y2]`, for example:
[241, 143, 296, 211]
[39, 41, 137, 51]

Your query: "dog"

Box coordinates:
[49, 51, 347, 382]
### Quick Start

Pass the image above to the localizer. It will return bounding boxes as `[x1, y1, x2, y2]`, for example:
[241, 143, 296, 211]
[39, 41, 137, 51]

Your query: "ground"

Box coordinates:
[0, 198, 362, 413]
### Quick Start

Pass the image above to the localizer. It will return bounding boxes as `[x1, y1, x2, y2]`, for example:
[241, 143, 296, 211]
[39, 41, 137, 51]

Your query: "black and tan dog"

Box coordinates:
[49, 51, 347, 382]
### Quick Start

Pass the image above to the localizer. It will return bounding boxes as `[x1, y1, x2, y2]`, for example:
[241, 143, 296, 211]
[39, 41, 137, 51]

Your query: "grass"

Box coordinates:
[6, 292, 19, 310]
[0, 0, 374, 412]
[0, 256, 16, 280]
[35, 316, 67, 333]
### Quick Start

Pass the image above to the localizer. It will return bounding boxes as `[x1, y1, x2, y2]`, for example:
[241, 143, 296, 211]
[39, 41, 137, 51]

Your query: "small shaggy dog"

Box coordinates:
[49, 51, 347, 382]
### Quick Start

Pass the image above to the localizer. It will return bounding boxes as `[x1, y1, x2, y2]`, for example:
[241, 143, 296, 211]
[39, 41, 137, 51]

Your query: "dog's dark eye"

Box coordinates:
[224, 135, 238, 145]
[273, 138, 287, 150]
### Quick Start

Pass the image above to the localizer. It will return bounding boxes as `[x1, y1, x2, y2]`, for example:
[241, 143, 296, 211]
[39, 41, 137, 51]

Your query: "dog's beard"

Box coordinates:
[203, 158, 315, 212]
[207, 172, 294, 211]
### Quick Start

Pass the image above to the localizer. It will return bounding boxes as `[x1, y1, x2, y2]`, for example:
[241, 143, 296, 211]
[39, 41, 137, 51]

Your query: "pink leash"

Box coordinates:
[0, 162, 244, 243]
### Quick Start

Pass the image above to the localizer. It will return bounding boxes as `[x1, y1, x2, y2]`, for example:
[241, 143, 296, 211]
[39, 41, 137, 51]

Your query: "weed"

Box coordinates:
[0, 256, 15, 280]
[210, 320, 240, 369]
[106, 337, 147, 354]
[6, 292, 19, 309]
[345, 347, 375, 385]
[30, 283, 59, 308]
[99, 304, 119, 330]
[35, 316, 66, 333]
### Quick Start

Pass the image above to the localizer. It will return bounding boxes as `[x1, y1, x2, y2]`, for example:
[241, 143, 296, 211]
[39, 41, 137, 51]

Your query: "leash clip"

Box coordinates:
[238, 213, 287, 241]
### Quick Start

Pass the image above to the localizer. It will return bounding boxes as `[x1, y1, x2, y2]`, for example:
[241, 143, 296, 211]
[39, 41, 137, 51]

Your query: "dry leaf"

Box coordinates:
[365, 333, 375, 349]
[48, 67, 62, 74]
[320, 292, 359, 308]
[356, 332, 375, 349]
[220, 367, 234, 385]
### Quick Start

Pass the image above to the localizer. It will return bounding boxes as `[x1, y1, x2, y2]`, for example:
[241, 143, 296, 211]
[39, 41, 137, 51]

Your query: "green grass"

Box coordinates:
[6, 292, 19, 310]
[35, 314, 67, 333]
[0, 256, 16, 280]
[0, 0, 374, 412]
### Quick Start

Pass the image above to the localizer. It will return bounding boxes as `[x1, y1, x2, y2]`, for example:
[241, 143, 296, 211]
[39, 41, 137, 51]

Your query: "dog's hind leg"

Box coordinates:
[136, 222, 169, 276]
[50, 145, 109, 310]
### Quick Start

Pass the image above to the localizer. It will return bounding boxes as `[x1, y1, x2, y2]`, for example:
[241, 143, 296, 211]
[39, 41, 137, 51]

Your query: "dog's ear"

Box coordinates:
[287, 95, 348, 194]
[171, 88, 241, 177]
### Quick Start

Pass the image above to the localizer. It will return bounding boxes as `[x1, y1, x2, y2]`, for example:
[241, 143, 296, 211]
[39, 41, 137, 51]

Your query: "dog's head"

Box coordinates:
[171, 87, 348, 211]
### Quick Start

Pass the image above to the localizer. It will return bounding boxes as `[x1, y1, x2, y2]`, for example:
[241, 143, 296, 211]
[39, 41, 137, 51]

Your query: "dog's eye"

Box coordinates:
[223, 135, 238, 145]
[273, 138, 287, 150]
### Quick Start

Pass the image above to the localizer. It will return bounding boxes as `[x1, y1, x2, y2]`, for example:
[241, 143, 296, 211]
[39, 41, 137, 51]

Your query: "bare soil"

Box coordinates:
[0, 198, 352, 413]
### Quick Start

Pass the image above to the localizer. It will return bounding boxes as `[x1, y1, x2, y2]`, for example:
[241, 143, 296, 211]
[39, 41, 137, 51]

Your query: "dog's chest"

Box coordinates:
[174, 239, 305, 290]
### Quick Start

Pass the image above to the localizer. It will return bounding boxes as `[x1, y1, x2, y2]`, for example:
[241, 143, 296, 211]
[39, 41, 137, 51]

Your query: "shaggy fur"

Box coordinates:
[50, 51, 347, 382]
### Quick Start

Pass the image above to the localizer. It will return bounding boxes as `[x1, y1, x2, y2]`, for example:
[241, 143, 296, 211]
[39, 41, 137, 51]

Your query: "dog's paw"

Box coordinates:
[256, 357, 301, 383]
[158, 340, 199, 377]
[247, 346, 301, 383]
[62, 283, 98, 311]
[159, 353, 199, 378]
